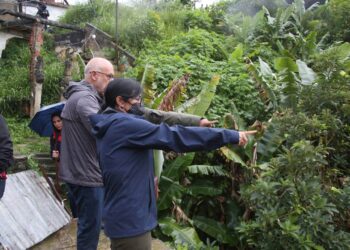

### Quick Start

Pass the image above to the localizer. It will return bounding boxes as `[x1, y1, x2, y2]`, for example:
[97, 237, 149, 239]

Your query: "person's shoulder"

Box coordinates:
[127, 113, 147, 121]
[114, 113, 147, 126]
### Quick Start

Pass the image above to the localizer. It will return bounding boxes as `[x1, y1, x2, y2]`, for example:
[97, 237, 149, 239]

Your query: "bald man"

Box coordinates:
[60, 58, 114, 250]
[59, 58, 215, 249]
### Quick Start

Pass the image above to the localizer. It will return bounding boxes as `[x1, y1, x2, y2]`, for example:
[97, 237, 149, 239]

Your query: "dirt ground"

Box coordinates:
[30, 219, 170, 250]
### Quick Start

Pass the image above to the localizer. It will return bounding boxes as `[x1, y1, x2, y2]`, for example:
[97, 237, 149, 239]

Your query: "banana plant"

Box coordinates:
[157, 76, 225, 247]
[159, 75, 221, 209]
[158, 217, 206, 249]
[140, 66, 192, 179]
[250, 56, 316, 112]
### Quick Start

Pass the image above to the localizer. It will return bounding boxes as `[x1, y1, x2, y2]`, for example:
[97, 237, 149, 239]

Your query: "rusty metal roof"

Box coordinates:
[0, 170, 71, 249]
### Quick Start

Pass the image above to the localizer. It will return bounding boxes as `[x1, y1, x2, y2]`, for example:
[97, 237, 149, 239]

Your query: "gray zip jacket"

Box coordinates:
[59, 80, 201, 187]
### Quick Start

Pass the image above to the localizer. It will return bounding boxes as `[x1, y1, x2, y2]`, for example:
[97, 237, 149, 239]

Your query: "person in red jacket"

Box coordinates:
[0, 114, 13, 199]
[50, 112, 77, 218]
[50, 112, 63, 160]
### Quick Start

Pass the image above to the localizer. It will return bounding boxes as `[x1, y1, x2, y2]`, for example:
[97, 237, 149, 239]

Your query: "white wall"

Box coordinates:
[22, 5, 67, 22]
[0, 32, 20, 57]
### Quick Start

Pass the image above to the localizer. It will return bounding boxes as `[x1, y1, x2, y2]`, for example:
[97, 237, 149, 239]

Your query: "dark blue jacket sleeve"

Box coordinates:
[116, 116, 240, 153]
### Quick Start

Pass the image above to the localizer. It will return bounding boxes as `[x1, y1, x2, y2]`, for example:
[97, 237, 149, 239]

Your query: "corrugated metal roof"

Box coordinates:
[0, 170, 71, 249]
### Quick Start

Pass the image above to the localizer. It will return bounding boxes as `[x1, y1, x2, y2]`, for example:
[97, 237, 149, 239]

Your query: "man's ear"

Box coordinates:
[89, 71, 97, 81]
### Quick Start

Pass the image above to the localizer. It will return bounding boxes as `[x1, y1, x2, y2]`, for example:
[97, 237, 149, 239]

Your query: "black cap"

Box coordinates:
[104, 78, 142, 108]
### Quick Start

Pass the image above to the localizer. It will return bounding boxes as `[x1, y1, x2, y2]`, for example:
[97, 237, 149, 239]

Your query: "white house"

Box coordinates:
[0, 0, 70, 57]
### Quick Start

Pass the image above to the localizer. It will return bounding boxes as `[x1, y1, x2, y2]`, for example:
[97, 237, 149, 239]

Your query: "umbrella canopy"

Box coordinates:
[29, 102, 65, 137]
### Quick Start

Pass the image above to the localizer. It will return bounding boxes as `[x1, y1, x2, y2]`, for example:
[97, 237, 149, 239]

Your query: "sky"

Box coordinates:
[69, 0, 220, 8]
[195, 0, 220, 8]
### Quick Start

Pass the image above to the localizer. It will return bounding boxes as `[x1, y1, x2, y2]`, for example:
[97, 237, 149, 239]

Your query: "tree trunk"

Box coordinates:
[60, 48, 75, 101]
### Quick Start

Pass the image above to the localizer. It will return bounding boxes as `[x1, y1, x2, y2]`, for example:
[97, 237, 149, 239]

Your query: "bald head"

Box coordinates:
[84, 57, 115, 95]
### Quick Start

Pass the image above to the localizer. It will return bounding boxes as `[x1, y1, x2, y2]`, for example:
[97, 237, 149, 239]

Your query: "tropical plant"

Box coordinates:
[0, 38, 63, 115]
[238, 140, 350, 250]
[2, 0, 350, 248]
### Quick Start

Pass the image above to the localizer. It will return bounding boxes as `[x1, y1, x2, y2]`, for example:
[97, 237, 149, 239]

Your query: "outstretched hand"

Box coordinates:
[199, 118, 218, 127]
[238, 130, 257, 146]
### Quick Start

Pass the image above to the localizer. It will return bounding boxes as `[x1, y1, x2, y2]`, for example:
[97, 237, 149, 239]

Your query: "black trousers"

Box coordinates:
[110, 231, 151, 250]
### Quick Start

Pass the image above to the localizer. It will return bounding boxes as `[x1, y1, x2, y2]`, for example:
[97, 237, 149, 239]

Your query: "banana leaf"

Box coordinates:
[158, 176, 184, 211]
[219, 146, 247, 167]
[187, 165, 228, 177]
[178, 75, 220, 117]
[186, 179, 224, 196]
[247, 58, 278, 111]
[158, 217, 203, 248]
[153, 150, 164, 179]
[162, 152, 195, 181]
[274, 57, 298, 72]
[296, 59, 316, 85]
[140, 64, 156, 107]
[256, 121, 284, 159]
[193, 216, 237, 245]
[225, 199, 242, 230]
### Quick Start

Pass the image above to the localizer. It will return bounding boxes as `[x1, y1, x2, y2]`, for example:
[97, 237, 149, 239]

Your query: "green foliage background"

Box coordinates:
[1, 0, 350, 249]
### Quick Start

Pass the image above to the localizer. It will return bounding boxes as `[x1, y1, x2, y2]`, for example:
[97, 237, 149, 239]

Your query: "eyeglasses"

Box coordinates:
[91, 71, 114, 79]
[122, 95, 142, 102]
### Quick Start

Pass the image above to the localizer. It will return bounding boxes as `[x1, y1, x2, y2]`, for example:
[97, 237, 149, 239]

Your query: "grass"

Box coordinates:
[6, 117, 49, 156]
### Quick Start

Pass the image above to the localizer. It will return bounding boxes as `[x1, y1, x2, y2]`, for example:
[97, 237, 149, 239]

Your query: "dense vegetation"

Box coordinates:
[1, 0, 349, 249]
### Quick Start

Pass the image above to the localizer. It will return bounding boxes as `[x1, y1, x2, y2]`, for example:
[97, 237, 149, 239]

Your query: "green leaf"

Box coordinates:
[158, 176, 184, 211]
[140, 64, 156, 107]
[152, 89, 167, 110]
[187, 165, 228, 177]
[230, 44, 244, 62]
[225, 199, 242, 229]
[186, 180, 223, 196]
[193, 216, 237, 245]
[296, 60, 316, 85]
[163, 153, 195, 181]
[178, 75, 220, 117]
[159, 217, 203, 248]
[278, 219, 300, 233]
[274, 57, 298, 72]
[259, 57, 274, 78]
[305, 31, 317, 55]
[219, 146, 247, 166]
[246, 60, 278, 111]
[320, 43, 350, 64]
[256, 120, 284, 159]
[153, 150, 164, 179]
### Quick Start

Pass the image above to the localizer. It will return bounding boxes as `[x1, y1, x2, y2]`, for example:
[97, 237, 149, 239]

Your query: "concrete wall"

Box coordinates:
[0, 31, 20, 57]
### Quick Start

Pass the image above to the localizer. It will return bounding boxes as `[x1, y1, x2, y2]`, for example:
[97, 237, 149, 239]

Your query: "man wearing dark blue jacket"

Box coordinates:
[90, 78, 254, 250]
